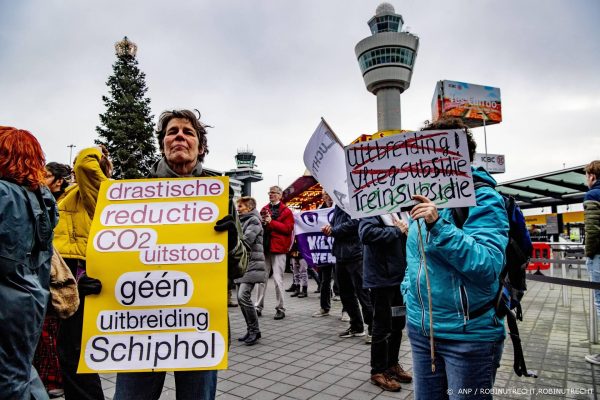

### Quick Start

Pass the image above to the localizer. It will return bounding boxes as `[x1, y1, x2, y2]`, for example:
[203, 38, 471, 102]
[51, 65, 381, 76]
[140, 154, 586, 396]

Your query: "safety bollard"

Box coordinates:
[561, 258, 570, 307]
[549, 251, 556, 290]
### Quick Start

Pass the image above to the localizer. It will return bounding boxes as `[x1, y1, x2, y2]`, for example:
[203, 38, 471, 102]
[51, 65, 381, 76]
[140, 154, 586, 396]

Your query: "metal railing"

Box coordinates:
[524, 243, 597, 343]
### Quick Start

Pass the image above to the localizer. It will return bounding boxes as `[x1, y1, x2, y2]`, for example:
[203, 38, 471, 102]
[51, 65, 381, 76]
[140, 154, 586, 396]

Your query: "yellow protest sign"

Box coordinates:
[78, 177, 229, 373]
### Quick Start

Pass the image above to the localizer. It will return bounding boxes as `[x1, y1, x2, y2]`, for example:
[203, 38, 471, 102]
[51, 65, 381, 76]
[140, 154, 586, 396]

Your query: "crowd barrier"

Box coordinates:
[521, 242, 599, 342]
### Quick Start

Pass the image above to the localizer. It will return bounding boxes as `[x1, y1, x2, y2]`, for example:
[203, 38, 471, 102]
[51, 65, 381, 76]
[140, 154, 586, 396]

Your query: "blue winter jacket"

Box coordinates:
[359, 213, 407, 289]
[401, 167, 509, 342]
[584, 179, 600, 257]
[331, 205, 362, 262]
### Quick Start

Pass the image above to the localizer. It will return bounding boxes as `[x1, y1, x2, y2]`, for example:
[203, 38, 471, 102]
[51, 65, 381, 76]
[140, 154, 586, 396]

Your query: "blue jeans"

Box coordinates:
[408, 324, 503, 400]
[114, 370, 217, 400]
[588, 255, 600, 317]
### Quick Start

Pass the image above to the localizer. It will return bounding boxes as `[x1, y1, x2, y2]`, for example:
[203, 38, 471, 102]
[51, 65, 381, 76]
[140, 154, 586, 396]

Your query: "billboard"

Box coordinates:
[432, 80, 501, 128]
[472, 152, 506, 174]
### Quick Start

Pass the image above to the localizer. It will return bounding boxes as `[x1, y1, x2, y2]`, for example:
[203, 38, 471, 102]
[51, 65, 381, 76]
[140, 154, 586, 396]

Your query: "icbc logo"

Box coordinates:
[497, 155, 505, 165]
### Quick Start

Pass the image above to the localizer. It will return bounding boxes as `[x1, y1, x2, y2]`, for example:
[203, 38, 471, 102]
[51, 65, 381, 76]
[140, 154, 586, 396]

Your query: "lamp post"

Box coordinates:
[67, 144, 76, 165]
[277, 174, 283, 187]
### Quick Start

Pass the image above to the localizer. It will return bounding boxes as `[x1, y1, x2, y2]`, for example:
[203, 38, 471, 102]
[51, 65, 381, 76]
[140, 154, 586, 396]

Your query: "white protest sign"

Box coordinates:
[344, 129, 476, 218]
[303, 120, 357, 217]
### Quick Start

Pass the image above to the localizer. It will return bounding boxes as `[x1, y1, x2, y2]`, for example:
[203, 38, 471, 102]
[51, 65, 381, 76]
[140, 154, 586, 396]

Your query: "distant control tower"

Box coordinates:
[355, 3, 419, 131]
[225, 148, 263, 197]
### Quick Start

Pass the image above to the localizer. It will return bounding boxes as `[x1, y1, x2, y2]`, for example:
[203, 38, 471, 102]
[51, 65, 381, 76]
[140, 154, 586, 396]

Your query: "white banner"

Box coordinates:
[303, 120, 357, 217]
[344, 129, 476, 218]
[293, 208, 335, 267]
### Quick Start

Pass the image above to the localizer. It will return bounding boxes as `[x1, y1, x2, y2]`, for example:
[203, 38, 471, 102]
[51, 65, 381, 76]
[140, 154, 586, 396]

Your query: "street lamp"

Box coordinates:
[277, 174, 283, 187]
[67, 144, 76, 165]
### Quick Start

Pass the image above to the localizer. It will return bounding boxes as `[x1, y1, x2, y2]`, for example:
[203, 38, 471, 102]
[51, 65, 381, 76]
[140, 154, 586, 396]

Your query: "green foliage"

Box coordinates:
[96, 38, 158, 179]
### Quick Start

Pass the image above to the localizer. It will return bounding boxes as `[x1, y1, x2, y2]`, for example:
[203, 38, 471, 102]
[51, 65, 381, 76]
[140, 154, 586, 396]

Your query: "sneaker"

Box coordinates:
[585, 353, 600, 365]
[370, 373, 401, 392]
[312, 309, 330, 317]
[365, 334, 372, 344]
[274, 310, 285, 320]
[340, 311, 350, 322]
[339, 327, 366, 338]
[332, 295, 341, 301]
[48, 389, 64, 399]
[387, 364, 412, 383]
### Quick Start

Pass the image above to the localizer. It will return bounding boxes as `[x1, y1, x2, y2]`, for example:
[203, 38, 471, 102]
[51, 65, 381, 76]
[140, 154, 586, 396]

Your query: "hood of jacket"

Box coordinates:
[240, 209, 261, 225]
[472, 165, 498, 187]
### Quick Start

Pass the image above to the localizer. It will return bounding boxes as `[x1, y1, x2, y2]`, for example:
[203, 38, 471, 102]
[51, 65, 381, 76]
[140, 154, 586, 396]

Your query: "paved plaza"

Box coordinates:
[85, 265, 600, 399]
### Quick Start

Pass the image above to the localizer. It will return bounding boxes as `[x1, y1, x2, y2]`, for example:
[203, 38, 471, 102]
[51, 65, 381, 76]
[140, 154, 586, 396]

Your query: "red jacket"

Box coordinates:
[261, 202, 294, 254]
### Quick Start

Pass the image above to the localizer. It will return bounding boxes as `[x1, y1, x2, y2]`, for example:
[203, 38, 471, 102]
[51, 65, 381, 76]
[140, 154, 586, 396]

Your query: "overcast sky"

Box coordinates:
[1, 0, 599, 207]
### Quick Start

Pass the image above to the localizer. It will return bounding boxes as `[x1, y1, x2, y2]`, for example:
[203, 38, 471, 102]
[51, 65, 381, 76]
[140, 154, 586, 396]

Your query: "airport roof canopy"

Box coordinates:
[496, 165, 587, 210]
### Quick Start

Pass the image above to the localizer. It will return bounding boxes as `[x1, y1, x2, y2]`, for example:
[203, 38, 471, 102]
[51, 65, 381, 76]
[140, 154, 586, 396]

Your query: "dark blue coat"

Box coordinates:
[330, 206, 362, 262]
[359, 214, 407, 288]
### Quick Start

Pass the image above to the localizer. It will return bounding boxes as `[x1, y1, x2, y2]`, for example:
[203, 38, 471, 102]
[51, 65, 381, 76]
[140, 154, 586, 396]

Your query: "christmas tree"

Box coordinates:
[96, 36, 158, 179]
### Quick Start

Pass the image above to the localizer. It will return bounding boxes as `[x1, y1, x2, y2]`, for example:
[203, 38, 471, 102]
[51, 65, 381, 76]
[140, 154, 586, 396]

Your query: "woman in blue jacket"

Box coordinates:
[401, 118, 509, 399]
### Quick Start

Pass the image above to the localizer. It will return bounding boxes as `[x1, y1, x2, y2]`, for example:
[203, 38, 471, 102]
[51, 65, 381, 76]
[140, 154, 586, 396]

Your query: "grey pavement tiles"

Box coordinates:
[63, 266, 600, 399]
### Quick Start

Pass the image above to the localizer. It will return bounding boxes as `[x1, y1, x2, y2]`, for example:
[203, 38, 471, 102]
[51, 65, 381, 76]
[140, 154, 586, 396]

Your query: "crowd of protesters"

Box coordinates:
[1, 114, 599, 400]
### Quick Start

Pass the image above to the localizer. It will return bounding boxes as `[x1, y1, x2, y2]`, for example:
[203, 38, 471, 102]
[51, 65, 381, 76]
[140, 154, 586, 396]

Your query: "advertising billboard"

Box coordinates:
[472, 152, 506, 174]
[432, 80, 502, 128]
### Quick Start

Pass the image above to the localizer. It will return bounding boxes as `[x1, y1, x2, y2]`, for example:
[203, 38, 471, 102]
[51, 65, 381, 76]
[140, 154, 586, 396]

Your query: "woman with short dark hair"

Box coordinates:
[235, 196, 266, 345]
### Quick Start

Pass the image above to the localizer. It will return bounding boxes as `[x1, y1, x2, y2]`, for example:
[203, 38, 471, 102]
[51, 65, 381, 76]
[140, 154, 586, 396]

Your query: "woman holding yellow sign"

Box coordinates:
[114, 109, 246, 400]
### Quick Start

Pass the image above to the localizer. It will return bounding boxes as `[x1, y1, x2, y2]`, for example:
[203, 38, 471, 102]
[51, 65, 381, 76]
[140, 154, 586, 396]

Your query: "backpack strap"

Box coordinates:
[506, 311, 537, 377]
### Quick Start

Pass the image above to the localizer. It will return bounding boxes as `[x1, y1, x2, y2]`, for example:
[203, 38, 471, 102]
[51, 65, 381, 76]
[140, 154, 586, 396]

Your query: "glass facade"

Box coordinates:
[358, 47, 415, 73]
[368, 15, 402, 34]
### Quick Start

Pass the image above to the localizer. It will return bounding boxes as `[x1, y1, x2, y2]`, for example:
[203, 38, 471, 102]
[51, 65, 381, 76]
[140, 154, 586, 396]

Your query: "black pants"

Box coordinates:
[307, 267, 321, 287]
[370, 286, 405, 375]
[57, 259, 104, 400]
[319, 264, 334, 311]
[237, 283, 260, 334]
[337, 258, 373, 333]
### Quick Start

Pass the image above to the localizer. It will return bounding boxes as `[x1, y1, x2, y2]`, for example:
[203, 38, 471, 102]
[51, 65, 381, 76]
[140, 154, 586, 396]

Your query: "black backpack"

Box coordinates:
[452, 179, 537, 378]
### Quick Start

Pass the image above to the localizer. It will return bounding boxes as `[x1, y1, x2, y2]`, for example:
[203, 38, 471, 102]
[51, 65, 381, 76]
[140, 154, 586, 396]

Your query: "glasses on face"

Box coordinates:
[268, 191, 280, 195]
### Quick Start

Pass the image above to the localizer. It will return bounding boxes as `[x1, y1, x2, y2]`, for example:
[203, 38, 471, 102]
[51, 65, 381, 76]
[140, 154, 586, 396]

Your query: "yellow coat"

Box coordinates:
[53, 147, 108, 260]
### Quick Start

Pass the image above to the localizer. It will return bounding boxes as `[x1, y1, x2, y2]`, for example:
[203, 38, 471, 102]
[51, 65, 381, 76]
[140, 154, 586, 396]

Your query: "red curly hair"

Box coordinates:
[0, 126, 46, 190]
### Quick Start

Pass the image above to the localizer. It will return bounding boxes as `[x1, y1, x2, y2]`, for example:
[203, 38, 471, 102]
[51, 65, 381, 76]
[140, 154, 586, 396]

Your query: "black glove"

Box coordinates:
[214, 215, 239, 250]
[78, 273, 102, 296]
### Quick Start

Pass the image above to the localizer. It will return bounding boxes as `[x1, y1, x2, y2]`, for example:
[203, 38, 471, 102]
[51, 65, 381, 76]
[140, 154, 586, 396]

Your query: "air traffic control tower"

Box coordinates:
[225, 148, 263, 196]
[355, 3, 419, 131]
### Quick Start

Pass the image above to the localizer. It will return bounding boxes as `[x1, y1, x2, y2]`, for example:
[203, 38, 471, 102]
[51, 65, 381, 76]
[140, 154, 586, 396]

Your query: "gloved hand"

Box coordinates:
[78, 273, 102, 296]
[214, 215, 239, 251]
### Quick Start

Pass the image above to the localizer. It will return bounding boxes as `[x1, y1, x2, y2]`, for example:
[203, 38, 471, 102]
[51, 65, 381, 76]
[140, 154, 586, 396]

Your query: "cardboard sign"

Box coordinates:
[78, 177, 229, 373]
[303, 120, 357, 217]
[472, 153, 506, 174]
[293, 208, 335, 268]
[344, 129, 476, 218]
[432, 80, 502, 128]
